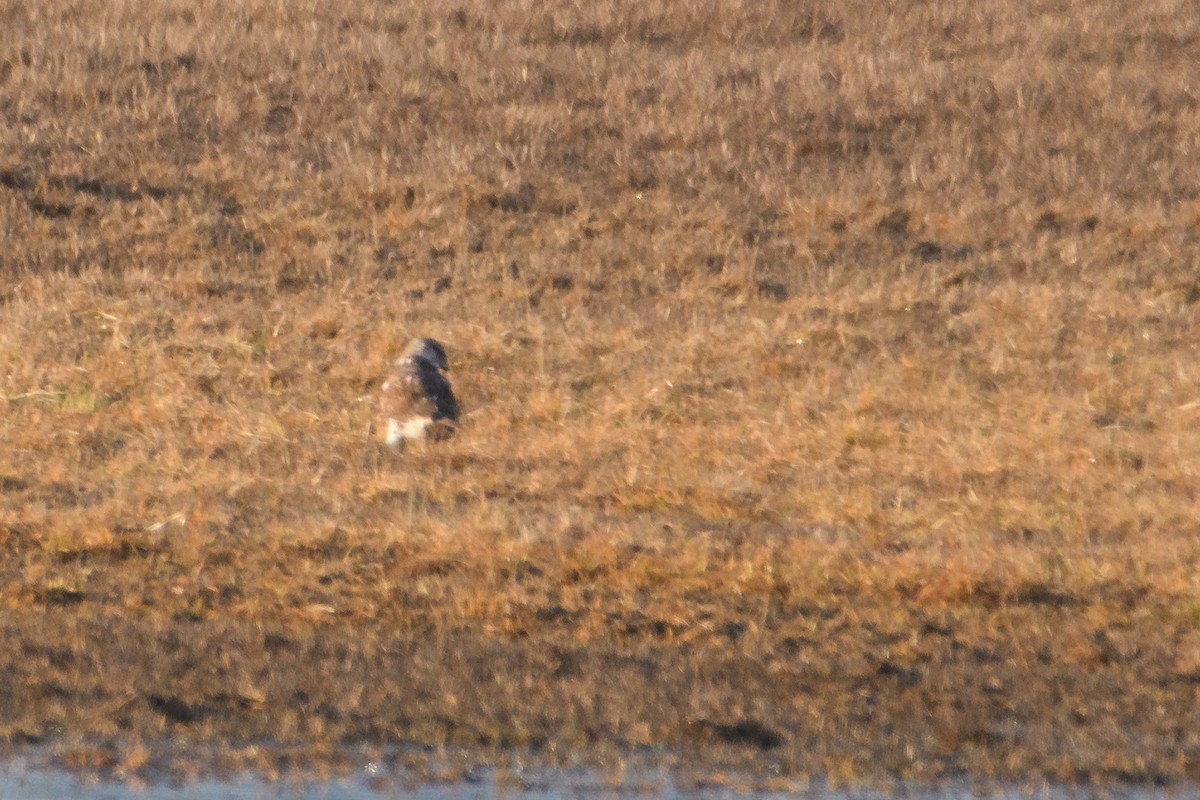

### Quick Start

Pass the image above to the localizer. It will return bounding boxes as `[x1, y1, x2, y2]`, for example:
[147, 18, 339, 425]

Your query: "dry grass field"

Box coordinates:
[2, 0, 1200, 787]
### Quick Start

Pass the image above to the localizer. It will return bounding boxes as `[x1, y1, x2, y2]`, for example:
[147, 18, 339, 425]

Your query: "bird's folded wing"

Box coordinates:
[380, 372, 440, 421]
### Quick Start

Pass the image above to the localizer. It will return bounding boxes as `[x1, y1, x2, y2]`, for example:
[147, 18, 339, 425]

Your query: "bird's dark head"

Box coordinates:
[403, 337, 450, 372]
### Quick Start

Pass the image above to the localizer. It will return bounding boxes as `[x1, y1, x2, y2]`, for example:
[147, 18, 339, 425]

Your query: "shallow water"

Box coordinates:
[0, 757, 1178, 800]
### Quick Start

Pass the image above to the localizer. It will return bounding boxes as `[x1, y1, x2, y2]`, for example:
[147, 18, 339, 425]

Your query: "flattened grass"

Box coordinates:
[1, 0, 1200, 786]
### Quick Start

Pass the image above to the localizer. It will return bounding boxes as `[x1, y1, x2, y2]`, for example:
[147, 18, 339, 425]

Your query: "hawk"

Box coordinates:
[380, 338, 460, 447]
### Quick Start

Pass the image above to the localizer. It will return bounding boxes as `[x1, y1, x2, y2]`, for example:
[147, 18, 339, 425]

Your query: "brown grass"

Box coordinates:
[2, 0, 1200, 786]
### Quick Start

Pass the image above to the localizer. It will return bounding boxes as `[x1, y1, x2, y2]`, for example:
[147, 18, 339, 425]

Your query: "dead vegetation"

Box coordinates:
[2, 0, 1200, 787]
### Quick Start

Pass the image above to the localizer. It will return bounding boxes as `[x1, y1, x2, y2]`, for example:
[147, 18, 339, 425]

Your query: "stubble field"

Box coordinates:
[2, 0, 1200, 788]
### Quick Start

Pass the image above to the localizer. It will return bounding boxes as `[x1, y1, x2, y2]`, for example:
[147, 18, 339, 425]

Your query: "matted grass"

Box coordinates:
[2, 0, 1200, 786]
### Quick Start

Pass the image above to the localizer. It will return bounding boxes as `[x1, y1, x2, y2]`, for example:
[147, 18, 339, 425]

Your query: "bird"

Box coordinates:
[379, 337, 460, 448]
